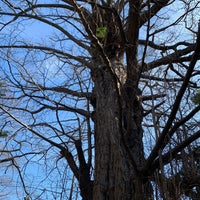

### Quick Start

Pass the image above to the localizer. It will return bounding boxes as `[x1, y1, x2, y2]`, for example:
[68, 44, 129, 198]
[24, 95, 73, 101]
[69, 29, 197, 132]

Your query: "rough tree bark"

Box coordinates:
[90, 59, 153, 199]
[86, 0, 154, 198]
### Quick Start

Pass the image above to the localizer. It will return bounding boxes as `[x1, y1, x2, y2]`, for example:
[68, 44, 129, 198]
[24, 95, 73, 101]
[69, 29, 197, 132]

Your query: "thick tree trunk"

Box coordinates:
[92, 61, 153, 200]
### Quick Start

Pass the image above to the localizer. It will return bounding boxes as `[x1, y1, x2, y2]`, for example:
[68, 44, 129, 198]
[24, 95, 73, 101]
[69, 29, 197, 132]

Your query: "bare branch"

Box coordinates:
[150, 128, 200, 173]
[0, 105, 80, 180]
[145, 22, 200, 171]
[140, 0, 170, 26]
[145, 44, 196, 70]
[0, 44, 93, 68]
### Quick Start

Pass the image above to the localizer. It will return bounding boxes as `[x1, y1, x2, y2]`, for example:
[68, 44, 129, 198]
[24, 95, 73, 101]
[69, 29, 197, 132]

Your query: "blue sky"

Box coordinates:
[0, 1, 200, 199]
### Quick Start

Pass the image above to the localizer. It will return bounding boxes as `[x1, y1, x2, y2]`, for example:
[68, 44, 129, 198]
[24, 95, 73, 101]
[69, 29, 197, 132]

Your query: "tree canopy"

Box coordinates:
[0, 0, 200, 199]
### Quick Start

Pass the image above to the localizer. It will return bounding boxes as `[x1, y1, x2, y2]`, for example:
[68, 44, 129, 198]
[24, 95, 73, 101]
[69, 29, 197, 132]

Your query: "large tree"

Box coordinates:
[0, 0, 200, 199]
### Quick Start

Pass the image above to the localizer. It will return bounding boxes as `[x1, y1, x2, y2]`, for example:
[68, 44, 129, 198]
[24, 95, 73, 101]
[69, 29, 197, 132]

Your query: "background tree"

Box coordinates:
[0, 0, 200, 199]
